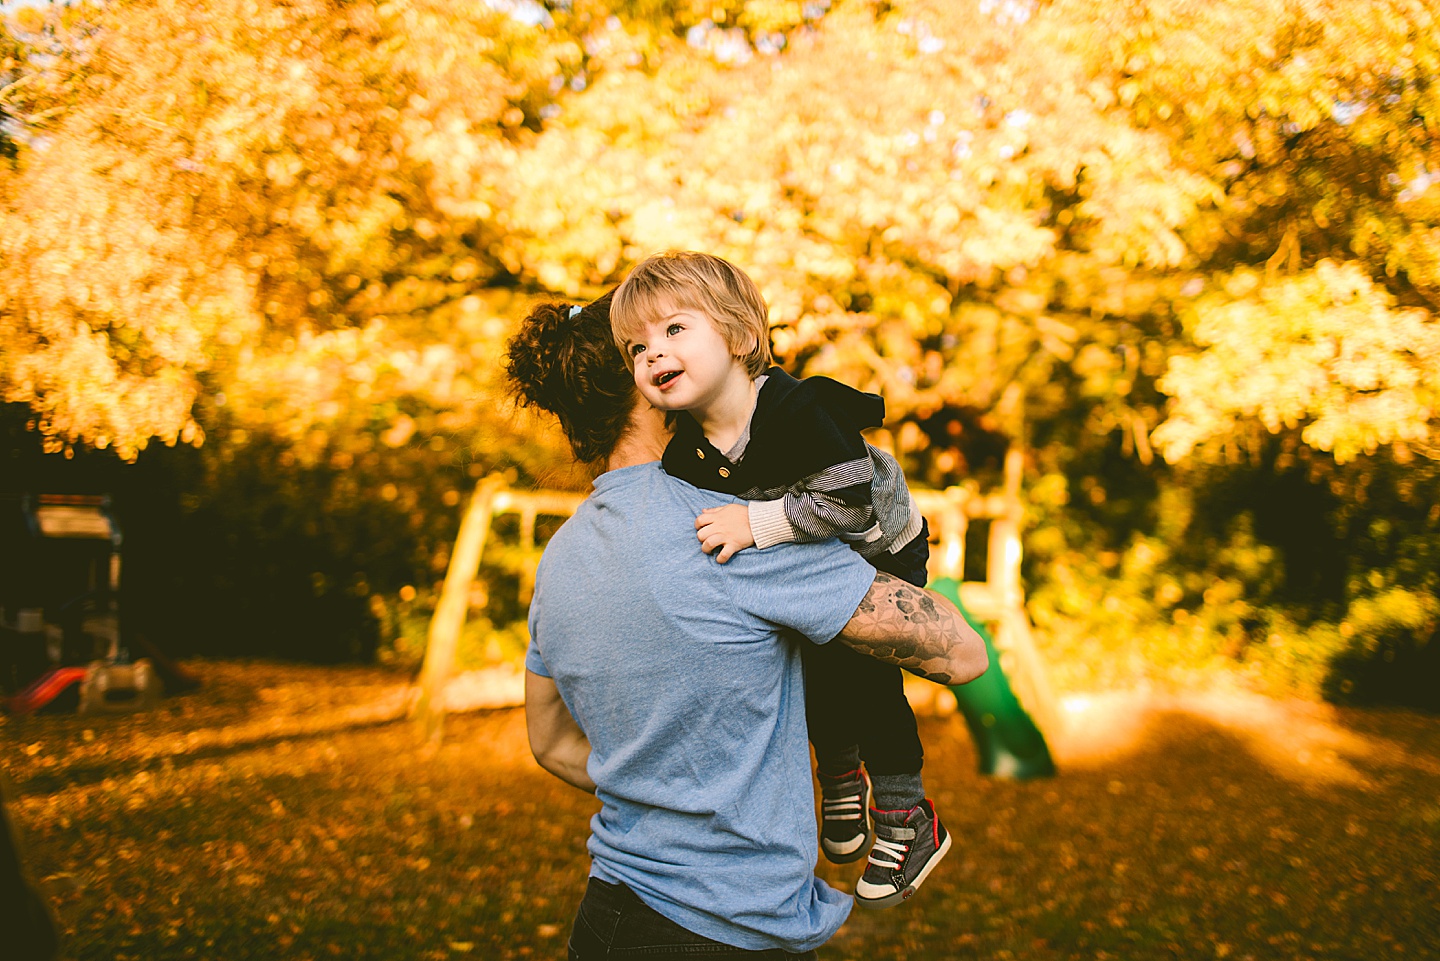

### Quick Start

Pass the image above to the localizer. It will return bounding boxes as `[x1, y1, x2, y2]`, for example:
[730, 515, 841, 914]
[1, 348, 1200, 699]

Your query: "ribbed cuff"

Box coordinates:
[748, 499, 796, 550]
[814, 745, 862, 780]
[886, 493, 924, 554]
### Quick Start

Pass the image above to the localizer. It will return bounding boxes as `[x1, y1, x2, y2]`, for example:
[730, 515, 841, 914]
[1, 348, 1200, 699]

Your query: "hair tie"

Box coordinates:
[568, 304, 583, 319]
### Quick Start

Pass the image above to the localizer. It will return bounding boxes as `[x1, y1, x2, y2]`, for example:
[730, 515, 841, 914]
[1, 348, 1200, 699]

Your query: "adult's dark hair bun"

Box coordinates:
[505, 290, 633, 464]
[505, 302, 582, 412]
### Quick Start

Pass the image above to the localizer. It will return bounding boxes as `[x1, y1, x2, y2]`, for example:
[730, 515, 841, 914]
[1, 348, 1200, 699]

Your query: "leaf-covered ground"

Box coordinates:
[4, 661, 1437, 960]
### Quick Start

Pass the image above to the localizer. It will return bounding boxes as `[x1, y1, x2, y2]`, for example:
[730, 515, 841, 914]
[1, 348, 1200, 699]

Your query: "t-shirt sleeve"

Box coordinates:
[524, 639, 552, 678]
[720, 536, 877, 644]
[525, 601, 553, 677]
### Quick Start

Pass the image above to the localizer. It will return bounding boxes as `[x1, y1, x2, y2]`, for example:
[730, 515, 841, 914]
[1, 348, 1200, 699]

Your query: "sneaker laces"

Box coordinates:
[822, 795, 864, 821]
[868, 836, 908, 869]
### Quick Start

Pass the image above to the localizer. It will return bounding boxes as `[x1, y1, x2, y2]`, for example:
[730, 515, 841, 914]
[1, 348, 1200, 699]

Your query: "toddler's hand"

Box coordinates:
[695, 504, 755, 564]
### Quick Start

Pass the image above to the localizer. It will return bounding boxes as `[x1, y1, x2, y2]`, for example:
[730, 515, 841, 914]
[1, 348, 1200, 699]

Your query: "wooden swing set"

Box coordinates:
[411, 449, 1057, 745]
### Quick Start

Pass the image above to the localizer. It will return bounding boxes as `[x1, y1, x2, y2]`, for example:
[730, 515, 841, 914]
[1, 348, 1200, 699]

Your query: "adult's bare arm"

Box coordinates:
[835, 572, 989, 686]
[524, 671, 597, 794]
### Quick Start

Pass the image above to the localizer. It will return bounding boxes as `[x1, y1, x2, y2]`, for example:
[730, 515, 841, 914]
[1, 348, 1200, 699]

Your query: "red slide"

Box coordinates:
[6, 667, 88, 715]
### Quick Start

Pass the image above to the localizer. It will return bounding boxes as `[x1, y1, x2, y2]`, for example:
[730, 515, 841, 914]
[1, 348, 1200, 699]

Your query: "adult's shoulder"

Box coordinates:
[593, 461, 735, 518]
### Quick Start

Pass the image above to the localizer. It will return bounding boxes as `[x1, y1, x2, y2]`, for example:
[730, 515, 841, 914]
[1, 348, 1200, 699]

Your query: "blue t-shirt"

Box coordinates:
[526, 461, 877, 953]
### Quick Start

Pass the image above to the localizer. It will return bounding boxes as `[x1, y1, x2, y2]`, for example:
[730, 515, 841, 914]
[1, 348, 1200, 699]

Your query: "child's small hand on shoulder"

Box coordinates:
[695, 504, 755, 563]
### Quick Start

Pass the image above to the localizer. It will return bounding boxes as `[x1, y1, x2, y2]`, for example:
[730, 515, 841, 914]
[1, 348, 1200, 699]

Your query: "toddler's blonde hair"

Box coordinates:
[611, 251, 772, 377]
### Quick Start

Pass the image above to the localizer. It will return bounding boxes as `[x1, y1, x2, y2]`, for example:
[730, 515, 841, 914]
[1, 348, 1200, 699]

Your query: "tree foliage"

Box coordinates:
[0, 0, 1436, 700]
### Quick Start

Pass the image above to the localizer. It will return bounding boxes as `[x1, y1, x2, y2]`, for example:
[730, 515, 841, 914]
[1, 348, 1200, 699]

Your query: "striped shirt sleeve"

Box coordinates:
[770, 455, 884, 548]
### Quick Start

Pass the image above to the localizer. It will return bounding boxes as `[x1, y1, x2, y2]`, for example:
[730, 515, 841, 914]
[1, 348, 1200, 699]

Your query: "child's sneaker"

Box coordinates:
[854, 799, 951, 908]
[817, 768, 873, 864]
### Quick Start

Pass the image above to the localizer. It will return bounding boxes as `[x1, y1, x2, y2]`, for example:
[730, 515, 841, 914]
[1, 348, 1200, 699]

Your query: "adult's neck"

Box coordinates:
[604, 403, 669, 471]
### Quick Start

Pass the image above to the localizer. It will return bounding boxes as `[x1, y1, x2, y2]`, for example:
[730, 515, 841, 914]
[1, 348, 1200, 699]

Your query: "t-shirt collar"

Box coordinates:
[592, 460, 661, 493]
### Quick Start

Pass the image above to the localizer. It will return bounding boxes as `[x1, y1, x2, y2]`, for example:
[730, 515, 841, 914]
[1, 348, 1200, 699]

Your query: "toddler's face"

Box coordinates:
[623, 303, 748, 414]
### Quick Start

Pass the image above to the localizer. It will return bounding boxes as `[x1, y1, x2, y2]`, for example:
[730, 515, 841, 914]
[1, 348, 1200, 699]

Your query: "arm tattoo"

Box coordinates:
[838, 572, 972, 685]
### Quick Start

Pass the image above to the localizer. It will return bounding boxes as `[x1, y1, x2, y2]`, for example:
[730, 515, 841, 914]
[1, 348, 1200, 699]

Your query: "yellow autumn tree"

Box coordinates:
[1, 0, 1436, 696]
[0, 0, 561, 459]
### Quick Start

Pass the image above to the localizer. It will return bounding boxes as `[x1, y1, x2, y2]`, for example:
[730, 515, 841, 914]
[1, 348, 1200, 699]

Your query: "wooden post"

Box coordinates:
[990, 448, 1025, 609]
[992, 442, 1061, 734]
[933, 487, 968, 582]
[412, 473, 507, 745]
[1000, 604, 1062, 740]
[518, 507, 538, 605]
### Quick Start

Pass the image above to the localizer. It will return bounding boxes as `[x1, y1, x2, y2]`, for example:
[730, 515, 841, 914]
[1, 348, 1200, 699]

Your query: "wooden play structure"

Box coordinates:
[911, 448, 1060, 751]
[413, 453, 1057, 778]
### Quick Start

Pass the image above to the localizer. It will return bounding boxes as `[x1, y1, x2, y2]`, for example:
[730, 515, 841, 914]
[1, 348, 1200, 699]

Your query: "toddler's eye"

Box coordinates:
[667, 323, 684, 337]
[630, 343, 646, 357]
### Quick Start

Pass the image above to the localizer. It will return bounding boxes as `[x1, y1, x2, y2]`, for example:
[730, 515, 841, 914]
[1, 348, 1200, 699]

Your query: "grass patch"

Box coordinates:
[4, 662, 1437, 959]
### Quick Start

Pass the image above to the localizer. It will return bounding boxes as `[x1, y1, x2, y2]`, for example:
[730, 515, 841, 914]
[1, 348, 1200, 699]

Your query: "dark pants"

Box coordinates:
[568, 877, 819, 959]
[804, 522, 929, 776]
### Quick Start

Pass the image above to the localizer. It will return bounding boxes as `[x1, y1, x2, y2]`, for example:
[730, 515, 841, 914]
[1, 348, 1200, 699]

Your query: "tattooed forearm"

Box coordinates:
[837, 573, 989, 685]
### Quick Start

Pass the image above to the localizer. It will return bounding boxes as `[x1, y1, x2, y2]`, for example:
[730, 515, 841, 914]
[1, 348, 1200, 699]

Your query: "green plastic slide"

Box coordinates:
[928, 577, 1056, 779]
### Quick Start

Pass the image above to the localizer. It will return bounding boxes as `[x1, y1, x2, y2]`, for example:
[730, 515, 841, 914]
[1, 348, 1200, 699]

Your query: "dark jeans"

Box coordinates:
[568, 877, 819, 959]
[804, 521, 929, 776]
